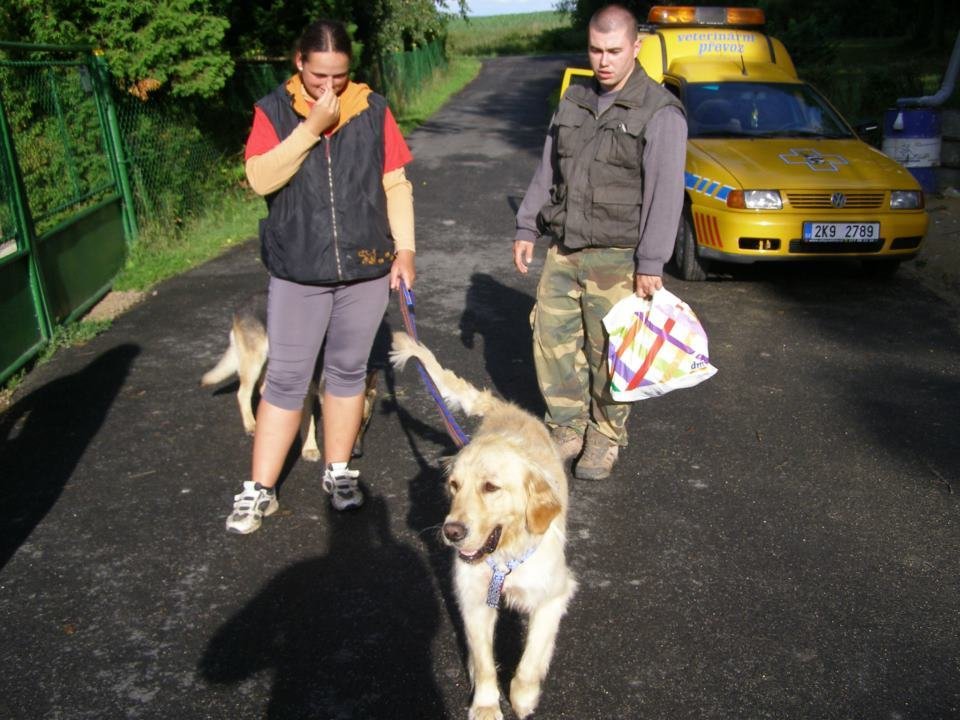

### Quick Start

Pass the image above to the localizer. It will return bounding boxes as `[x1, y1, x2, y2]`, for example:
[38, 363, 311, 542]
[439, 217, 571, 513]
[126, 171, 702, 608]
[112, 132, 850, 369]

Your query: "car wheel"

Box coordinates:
[861, 258, 901, 277]
[673, 206, 709, 281]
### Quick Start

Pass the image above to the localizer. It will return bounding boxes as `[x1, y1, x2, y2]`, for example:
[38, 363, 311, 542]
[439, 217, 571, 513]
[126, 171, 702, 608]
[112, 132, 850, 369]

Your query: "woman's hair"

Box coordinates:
[298, 19, 352, 59]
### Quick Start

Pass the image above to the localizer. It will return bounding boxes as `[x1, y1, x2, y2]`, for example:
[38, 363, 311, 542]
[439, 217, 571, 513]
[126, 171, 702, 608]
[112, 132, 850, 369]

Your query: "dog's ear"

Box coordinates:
[525, 469, 561, 535]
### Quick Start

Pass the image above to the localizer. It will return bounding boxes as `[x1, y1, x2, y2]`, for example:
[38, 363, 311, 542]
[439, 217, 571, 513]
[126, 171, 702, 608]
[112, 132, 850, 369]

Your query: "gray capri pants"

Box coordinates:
[262, 274, 390, 411]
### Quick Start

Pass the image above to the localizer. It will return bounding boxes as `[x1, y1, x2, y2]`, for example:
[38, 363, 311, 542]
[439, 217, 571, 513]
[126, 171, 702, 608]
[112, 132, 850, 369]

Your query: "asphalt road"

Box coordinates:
[2, 55, 958, 720]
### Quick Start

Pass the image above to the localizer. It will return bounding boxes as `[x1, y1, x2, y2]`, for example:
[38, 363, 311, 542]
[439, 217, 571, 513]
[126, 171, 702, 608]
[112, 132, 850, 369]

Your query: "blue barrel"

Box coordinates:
[882, 108, 941, 193]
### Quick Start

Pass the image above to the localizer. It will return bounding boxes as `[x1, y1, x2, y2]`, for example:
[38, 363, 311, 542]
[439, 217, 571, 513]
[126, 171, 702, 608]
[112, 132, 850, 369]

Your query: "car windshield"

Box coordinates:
[684, 82, 854, 140]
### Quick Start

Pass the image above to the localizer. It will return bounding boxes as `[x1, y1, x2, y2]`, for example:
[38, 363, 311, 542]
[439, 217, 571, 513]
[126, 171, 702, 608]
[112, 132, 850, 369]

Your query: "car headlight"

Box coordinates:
[727, 190, 782, 210]
[890, 190, 923, 209]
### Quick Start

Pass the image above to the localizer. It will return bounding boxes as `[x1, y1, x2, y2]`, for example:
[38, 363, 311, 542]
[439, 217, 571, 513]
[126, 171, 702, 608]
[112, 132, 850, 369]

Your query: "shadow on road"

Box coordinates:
[0, 343, 140, 571]
[199, 493, 448, 719]
[754, 262, 960, 491]
[460, 272, 543, 416]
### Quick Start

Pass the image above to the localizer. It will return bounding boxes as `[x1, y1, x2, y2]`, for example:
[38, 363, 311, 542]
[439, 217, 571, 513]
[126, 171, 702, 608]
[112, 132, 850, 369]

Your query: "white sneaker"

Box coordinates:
[225, 481, 278, 534]
[322, 464, 364, 511]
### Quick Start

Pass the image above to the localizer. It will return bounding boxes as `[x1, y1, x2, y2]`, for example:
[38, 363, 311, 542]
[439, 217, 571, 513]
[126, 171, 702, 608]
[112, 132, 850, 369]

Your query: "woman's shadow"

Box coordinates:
[199, 493, 448, 719]
[0, 344, 140, 571]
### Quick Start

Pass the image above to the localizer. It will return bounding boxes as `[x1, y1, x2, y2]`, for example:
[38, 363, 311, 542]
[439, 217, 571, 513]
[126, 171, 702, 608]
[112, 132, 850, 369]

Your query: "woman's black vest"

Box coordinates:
[256, 84, 394, 284]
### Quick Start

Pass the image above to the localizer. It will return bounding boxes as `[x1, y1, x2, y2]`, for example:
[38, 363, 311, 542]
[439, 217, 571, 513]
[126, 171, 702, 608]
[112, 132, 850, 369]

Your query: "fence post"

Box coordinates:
[0, 93, 52, 341]
[91, 51, 139, 243]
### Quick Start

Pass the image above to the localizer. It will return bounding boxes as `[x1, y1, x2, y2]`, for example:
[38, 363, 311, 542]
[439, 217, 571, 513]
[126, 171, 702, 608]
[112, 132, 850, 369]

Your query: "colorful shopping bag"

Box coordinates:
[602, 288, 717, 401]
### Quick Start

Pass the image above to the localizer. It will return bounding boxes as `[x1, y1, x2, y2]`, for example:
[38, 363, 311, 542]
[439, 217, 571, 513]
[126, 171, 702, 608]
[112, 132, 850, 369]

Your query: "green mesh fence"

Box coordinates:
[378, 39, 447, 114]
[114, 92, 226, 225]
[0, 55, 116, 237]
[113, 60, 289, 227]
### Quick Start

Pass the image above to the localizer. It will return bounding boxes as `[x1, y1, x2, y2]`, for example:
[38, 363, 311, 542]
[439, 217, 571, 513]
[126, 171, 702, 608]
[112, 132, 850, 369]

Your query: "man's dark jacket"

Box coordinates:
[539, 62, 684, 250]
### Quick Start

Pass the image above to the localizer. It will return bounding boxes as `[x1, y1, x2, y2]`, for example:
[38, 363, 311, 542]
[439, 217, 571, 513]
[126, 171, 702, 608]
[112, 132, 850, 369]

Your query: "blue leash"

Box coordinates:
[398, 280, 470, 448]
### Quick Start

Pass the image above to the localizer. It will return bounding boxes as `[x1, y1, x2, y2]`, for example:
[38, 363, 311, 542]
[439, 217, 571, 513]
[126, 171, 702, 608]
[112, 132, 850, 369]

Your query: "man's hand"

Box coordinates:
[390, 249, 416, 291]
[513, 240, 535, 274]
[303, 88, 340, 136]
[635, 273, 663, 298]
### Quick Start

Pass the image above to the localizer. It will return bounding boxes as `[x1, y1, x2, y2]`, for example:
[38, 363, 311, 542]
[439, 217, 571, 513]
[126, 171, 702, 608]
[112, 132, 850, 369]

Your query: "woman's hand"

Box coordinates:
[390, 249, 416, 291]
[304, 88, 340, 136]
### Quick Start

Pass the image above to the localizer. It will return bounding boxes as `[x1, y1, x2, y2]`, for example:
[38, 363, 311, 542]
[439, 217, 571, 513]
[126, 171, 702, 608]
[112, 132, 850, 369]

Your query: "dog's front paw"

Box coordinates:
[468, 704, 503, 720]
[509, 677, 541, 719]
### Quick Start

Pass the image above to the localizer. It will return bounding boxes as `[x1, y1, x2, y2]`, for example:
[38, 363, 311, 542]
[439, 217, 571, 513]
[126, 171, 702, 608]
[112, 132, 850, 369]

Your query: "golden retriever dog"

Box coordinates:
[200, 296, 377, 460]
[390, 331, 576, 720]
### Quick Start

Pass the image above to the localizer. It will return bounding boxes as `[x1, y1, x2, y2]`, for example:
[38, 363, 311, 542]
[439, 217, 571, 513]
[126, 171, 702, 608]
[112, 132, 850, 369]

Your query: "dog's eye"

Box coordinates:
[482, 482, 499, 493]
[449, 480, 460, 493]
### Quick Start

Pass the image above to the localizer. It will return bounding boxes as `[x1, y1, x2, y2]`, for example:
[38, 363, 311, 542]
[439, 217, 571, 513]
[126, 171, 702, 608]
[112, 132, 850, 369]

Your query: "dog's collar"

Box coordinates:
[485, 546, 537, 608]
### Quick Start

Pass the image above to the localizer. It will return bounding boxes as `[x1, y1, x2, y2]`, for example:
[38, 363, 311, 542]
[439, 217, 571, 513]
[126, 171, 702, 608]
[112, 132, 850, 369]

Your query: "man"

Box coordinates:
[513, 4, 687, 480]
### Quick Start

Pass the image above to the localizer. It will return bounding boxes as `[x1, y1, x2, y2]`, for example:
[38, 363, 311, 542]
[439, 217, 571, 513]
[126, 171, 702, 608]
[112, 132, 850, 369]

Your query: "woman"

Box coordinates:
[226, 19, 416, 534]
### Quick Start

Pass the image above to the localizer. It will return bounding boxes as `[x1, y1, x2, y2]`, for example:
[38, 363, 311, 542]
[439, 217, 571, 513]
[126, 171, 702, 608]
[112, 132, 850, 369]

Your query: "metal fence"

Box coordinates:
[114, 60, 290, 225]
[0, 43, 132, 384]
[379, 39, 448, 114]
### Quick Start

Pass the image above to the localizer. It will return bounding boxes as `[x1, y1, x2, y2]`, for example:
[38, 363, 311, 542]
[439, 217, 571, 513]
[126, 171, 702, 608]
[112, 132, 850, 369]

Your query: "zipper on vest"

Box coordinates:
[324, 136, 343, 280]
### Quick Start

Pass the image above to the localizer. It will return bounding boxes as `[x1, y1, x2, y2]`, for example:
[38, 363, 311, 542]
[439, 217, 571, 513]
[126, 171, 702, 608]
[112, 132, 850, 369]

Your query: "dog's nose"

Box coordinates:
[442, 521, 467, 543]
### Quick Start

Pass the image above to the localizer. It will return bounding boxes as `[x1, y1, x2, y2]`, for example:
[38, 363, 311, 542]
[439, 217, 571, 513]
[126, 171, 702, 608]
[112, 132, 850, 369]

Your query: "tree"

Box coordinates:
[91, 0, 232, 99]
[1, 0, 233, 99]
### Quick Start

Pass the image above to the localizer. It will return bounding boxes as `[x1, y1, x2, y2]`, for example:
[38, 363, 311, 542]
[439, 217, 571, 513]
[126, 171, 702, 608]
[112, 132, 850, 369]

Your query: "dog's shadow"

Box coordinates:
[199, 492, 448, 718]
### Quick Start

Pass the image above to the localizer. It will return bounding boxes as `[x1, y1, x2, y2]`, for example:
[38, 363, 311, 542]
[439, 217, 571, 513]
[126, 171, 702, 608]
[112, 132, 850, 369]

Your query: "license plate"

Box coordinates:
[802, 222, 880, 242]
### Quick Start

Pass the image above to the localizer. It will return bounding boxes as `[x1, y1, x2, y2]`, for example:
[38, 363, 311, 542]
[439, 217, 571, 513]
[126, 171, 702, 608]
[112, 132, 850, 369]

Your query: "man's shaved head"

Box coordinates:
[589, 4, 638, 43]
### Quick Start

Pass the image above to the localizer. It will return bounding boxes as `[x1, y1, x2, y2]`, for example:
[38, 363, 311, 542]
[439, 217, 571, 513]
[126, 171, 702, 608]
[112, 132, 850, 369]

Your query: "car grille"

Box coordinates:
[787, 192, 884, 209]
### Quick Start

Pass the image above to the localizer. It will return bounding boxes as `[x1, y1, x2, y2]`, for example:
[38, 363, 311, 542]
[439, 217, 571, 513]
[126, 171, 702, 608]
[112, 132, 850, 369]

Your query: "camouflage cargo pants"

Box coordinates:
[532, 244, 635, 445]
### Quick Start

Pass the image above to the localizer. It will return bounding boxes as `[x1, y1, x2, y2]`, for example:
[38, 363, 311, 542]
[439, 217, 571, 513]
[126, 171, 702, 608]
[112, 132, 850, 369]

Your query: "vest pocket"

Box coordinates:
[591, 185, 642, 247]
[537, 184, 567, 238]
[556, 123, 579, 158]
[595, 121, 642, 169]
[555, 105, 589, 158]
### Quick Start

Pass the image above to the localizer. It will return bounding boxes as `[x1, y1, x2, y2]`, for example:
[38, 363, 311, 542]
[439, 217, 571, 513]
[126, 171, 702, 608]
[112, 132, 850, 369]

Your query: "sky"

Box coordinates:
[464, 0, 559, 17]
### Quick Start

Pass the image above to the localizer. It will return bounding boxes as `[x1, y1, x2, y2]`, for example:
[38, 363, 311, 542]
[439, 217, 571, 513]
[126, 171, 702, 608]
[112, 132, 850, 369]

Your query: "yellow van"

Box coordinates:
[560, 6, 928, 280]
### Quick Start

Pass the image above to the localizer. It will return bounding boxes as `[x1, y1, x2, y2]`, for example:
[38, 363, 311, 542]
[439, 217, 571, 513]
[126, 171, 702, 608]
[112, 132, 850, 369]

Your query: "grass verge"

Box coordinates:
[114, 188, 264, 292]
[395, 55, 482, 133]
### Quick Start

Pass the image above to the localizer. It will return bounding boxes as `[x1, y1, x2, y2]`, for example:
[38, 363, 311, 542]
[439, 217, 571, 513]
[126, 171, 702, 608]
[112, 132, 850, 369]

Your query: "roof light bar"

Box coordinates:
[647, 6, 766, 27]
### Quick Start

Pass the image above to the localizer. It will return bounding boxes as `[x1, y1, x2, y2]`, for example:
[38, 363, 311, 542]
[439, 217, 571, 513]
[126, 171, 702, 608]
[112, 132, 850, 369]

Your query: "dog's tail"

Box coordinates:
[200, 329, 239, 387]
[389, 332, 499, 417]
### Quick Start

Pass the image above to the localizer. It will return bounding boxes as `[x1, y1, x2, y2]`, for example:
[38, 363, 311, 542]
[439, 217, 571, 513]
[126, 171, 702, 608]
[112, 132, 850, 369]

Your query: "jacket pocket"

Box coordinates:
[594, 117, 643, 169]
[590, 185, 642, 247]
[554, 105, 589, 158]
[537, 183, 567, 239]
